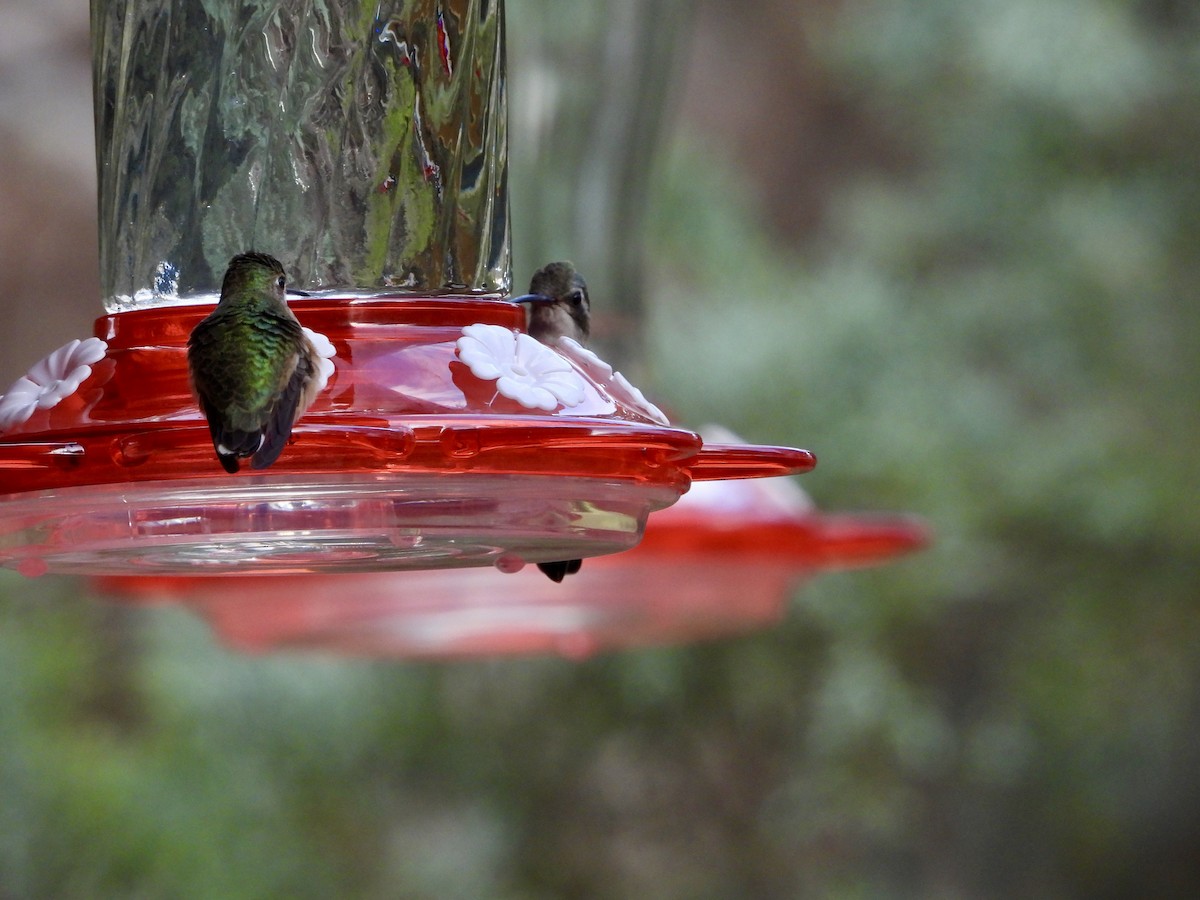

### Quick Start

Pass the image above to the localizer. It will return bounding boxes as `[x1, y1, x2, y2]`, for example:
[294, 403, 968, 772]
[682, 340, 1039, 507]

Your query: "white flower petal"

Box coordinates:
[0, 338, 109, 431]
[536, 370, 587, 407]
[302, 326, 337, 360]
[557, 336, 614, 380]
[2, 377, 41, 403]
[612, 371, 670, 425]
[41, 366, 91, 406]
[27, 338, 106, 386]
[0, 377, 42, 431]
[457, 340, 505, 380]
[0, 401, 37, 431]
[300, 327, 337, 393]
[73, 337, 108, 367]
[457, 325, 513, 380]
[498, 376, 557, 411]
[33, 367, 85, 409]
[460, 323, 516, 368]
[456, 323, 587, 410]
[312, 356, 335, 394]
[28, 340, 78, 386]
[514, 333, 572, 374]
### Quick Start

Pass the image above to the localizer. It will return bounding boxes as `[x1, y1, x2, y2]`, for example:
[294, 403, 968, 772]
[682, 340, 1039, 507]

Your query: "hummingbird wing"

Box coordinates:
[249, 340, 316, 470]
[205, 414, 259, 474]
[189, 310, 260, 472]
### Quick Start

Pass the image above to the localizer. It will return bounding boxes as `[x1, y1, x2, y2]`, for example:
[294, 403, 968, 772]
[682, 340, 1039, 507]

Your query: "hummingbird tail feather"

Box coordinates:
[537, 559, 583, 582]
[206, 415, 266, 473]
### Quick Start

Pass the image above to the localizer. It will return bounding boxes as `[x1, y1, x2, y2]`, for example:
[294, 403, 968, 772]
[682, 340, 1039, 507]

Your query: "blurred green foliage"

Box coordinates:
[2, 0, 1200, 896]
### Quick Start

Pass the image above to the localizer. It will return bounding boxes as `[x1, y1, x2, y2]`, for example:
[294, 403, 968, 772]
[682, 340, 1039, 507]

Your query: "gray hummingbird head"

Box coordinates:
[512, 260, 591, 344]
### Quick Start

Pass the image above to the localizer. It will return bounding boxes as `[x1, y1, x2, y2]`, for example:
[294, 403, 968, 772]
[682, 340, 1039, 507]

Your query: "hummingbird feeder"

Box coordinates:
[0, 0, 817, 580]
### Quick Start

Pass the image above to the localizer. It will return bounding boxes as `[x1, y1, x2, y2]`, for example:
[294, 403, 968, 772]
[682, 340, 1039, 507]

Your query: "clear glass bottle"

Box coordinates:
[91, 0, 510, 310]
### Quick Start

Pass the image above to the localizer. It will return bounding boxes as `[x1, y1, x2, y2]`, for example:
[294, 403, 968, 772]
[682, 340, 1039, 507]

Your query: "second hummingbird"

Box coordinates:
[514, 260, 591, 345]
[512, 260, 593, 582]
[187, 252, 322, 474]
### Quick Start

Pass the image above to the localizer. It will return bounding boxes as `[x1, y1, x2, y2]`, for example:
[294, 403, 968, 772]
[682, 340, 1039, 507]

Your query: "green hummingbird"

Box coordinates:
[187, 252, 321, 474]
[512, 261, 592, 582]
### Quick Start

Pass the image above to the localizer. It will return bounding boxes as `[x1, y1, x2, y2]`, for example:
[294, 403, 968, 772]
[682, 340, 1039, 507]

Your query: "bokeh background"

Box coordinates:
[2, 0, 1199, 896]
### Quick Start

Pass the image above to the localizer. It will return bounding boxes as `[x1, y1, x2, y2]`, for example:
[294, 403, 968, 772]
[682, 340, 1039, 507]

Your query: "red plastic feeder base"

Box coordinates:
[0, 297, 815, 576]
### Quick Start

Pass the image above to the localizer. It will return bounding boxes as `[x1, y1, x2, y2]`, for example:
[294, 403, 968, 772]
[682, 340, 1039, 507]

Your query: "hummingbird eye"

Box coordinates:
[275, 275, 286, 290]
[567, 289, 584, 306]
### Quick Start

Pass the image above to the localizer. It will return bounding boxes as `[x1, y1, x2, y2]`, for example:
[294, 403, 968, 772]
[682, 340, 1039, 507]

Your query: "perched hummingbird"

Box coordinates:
[187, 252, 321, 474]
[513, 261, 592, 583]
[513, 260, 591, 345]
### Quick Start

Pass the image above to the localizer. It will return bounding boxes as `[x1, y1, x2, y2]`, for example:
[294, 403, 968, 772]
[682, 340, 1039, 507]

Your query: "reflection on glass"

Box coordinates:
[92, 0, 509, 311]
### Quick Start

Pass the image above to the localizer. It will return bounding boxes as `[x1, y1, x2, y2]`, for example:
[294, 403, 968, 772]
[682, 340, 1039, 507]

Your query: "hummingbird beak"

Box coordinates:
[509, 293, 556, 305]
[287, 288, 312, 297]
